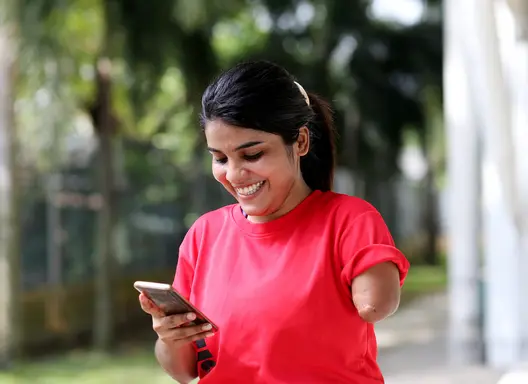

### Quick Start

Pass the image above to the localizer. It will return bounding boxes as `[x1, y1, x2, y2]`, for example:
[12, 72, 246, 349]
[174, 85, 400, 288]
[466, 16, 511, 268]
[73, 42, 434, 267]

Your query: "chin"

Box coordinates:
[239, 202, 268, 217]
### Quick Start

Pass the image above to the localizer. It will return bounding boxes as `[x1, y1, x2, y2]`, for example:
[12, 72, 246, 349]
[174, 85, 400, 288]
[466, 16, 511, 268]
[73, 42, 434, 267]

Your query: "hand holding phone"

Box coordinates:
[139, 293, 215, 346]
[135, 281, 218, 346]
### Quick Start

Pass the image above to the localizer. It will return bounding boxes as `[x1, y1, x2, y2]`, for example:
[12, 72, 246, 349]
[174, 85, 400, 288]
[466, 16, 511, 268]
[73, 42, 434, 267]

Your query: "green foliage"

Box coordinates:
[13, 0, 445, 291]
[0, 349, 175, 383]
[212, 9, 269, 67]
[0, 0, 448, 361]
[17, 0, 443, 180]
[403, 264, 447, 294]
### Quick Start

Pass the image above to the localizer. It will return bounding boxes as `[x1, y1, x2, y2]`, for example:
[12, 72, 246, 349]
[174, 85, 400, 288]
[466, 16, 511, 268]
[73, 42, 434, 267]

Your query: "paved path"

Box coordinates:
[376, 293, 504, 384]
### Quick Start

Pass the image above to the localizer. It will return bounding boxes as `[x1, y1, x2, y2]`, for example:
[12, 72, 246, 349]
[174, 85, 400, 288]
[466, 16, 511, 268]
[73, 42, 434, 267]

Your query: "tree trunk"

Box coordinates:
[0, 4, 21, 367]
[419, 122, 439, 265]
[422, 167, 439, 265]
[92, 57, 117, 351]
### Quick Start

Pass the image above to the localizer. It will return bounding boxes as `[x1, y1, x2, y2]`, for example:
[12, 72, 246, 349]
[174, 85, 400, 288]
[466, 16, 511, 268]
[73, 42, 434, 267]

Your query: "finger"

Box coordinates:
[158, 322, 213, 341]
[173, 330, 215, 347]
[139, 293, 164, 317]
[161, 326, 216, 344]
[138, 293, 153, 311]
[159, 312, 197, 329]
[155, 312, 197, 333]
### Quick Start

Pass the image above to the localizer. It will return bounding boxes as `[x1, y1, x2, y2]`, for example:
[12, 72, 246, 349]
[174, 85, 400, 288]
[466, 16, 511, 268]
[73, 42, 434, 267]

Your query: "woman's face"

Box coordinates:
[204, 120, 310, 222]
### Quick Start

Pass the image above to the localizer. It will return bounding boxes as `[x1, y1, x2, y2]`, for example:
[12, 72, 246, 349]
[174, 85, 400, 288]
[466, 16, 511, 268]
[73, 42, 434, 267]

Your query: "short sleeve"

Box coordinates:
[172, 248, 194, 299]
[339, 209, 410, 287]
[172, 222, 201, 299]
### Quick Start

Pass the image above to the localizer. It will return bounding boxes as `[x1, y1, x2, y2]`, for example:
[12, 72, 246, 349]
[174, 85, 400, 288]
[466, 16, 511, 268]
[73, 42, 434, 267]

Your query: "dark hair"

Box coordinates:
[200, 61, 336, 192]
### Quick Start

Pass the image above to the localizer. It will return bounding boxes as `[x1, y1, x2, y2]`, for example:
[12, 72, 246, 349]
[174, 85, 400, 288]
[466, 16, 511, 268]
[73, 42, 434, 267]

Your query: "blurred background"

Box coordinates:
[0, 0, 527, 383]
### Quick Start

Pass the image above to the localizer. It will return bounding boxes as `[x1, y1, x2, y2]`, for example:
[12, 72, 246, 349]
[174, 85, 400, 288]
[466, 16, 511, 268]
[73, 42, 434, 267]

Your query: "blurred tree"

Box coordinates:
[90, 54, 118, 351]
[10, 0, 445, 356]
[351, 18, 443, 239]
[0, 0, 22, 368]
[16, 0, 250, 351]
[16, 0, 121, 351]
[420, 86, 444, 264]
[17, 0, 443, 225]
[114, 0, 249, 216]
[247, 0, 442, 238]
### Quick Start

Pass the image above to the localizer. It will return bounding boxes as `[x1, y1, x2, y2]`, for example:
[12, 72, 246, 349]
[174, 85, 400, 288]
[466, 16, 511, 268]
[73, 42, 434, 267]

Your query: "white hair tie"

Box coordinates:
[294, 81, 310, 106]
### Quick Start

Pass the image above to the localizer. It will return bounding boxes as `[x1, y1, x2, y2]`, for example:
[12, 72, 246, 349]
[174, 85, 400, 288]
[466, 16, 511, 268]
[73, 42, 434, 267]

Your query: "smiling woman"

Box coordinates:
[139, 60, 410, 384]
[201, 61, 335, 223]
[205, 120, 312, 223]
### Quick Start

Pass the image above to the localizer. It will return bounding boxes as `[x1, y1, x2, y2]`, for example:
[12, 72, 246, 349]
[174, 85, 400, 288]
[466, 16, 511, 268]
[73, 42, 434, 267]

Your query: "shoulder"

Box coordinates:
[182, 204, 237, 243]
[195, 203, 236, 226]
[188, 203, 236, 232]
[178, 204, 236, 265]
[312, 191, 391, 240]
[317, 191, 380, 223]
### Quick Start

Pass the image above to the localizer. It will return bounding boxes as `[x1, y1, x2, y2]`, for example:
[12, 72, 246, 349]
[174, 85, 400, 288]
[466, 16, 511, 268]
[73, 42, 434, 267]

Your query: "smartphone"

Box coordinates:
[134, 281, 218, 331]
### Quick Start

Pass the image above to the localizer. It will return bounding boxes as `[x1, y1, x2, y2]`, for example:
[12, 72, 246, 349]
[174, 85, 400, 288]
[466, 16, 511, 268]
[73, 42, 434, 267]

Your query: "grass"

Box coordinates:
[404, 264, 447, 293]
[0, 264, 446, 383]
[400, 263, 447, 305]
[0, 348, 176, 384]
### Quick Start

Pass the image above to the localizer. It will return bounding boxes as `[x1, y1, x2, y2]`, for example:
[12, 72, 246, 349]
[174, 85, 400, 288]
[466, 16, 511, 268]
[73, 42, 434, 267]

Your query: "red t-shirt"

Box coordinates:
[173, 190, 409, 383]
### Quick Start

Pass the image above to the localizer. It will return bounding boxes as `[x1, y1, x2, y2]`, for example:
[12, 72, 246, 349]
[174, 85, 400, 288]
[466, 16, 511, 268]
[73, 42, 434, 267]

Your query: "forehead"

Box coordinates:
[204, 120, 279, 150]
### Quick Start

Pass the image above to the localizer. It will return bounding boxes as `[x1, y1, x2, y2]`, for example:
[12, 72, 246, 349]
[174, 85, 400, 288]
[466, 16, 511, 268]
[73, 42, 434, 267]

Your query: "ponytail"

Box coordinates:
[301, 92, 337, 192]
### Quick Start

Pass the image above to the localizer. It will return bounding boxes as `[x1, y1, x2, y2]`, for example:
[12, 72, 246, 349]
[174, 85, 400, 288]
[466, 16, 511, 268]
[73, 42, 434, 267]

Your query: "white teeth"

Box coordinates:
[235, 181, 264, 196]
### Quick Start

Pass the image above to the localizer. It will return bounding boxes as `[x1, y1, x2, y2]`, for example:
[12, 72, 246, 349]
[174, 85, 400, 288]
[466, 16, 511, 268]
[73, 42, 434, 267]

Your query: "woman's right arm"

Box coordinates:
[140, 294, 215, 383]
[155, 339, 197, 383]
[150, 222, 206, 381]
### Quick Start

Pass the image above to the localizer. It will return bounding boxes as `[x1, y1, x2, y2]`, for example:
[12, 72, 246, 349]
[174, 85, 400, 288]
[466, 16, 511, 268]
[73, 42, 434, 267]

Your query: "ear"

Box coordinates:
[296, 126, 310, 157]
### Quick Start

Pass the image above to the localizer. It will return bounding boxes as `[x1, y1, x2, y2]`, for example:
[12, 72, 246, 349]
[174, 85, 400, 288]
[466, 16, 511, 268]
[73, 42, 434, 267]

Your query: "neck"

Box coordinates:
[247, 180, 312, 223]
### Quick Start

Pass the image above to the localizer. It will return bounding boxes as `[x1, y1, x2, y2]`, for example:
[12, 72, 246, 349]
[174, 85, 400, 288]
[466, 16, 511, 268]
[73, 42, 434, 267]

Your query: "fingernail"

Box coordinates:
[202, 324, 212, 331]
[205, 332, 214, 338]
[186, 313, 196, 320]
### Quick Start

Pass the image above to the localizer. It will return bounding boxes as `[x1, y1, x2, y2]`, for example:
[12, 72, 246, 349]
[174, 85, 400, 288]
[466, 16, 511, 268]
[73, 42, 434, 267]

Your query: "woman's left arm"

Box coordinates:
[351, 261, 401, 323]
[337, 204, 409, 324]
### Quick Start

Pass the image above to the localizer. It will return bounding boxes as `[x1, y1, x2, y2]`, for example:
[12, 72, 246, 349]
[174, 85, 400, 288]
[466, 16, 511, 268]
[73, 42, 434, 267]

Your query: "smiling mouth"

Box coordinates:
[235, 181, 265, 196]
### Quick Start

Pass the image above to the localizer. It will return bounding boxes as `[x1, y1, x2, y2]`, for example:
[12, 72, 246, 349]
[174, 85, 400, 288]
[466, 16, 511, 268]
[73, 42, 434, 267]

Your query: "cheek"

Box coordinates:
[212, 164, 226, 184]
[269, 160, 299, 189]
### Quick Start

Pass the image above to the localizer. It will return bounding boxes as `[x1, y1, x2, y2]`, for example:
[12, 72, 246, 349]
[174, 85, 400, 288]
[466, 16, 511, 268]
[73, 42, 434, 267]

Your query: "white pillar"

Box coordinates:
[443, 0, 482, 365]
[472, 0, 528, 368]
[500, 0, 528, 364]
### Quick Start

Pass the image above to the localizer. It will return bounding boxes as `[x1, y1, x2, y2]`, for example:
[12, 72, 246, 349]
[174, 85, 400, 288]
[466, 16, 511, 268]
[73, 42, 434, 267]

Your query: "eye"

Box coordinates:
[244, 152, 263, 161]
[213, 157, 227, 164]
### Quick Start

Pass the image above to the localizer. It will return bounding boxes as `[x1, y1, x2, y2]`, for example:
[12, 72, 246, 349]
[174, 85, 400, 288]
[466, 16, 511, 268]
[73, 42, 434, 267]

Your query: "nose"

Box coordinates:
[226, 160, 246, 185]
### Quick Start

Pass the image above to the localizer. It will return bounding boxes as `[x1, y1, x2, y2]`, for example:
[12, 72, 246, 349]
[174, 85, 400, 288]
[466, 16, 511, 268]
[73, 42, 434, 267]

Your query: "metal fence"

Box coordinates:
[18, 141, 232, 292]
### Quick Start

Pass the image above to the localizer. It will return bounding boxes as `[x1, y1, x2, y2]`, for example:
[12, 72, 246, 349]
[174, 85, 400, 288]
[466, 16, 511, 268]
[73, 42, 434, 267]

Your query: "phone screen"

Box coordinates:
[144, 289, 191, 315]
[142, 289, 210, 326]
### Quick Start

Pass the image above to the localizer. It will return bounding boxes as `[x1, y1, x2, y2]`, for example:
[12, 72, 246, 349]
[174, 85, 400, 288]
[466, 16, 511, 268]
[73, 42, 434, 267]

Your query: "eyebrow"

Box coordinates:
[207, 141, 263, 153]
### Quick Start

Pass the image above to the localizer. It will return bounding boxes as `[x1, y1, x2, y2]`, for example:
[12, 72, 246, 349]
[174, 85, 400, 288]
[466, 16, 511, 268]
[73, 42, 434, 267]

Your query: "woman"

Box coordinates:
[139, 60, 410, 383]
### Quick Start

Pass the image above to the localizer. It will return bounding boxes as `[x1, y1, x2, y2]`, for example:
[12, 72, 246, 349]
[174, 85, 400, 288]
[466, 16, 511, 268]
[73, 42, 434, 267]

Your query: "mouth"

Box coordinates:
[234, 181, 265, 197]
